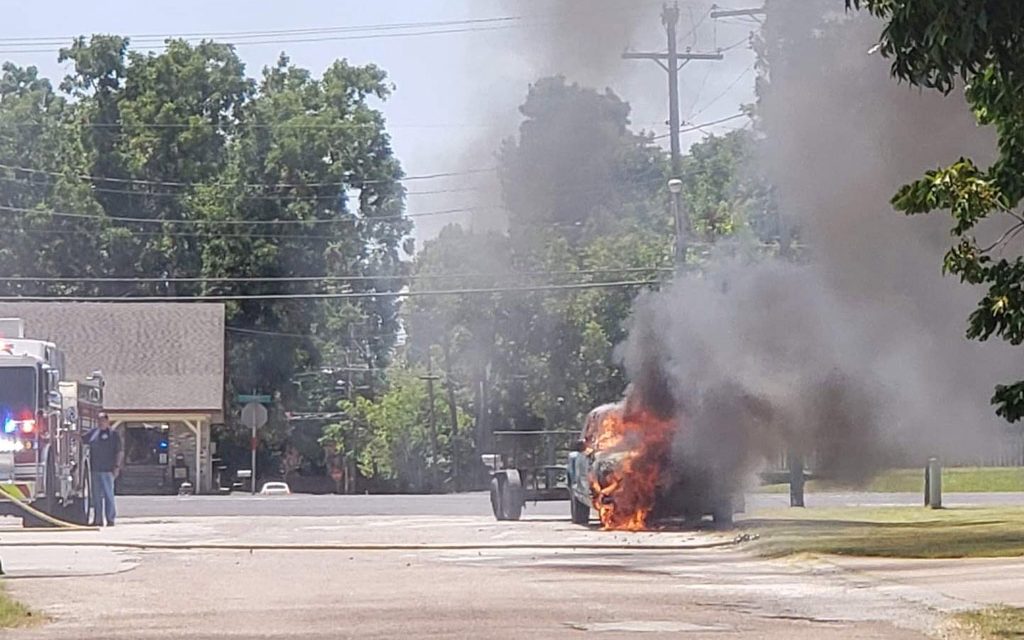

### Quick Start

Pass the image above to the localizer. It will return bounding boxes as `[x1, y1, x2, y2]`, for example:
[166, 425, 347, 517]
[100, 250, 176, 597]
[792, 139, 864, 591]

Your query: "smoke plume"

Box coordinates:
[618, 1, 1018, 489]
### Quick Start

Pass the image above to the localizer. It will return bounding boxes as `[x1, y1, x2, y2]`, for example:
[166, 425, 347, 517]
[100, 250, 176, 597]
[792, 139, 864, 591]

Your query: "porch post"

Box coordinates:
[182, 419, 201, 494]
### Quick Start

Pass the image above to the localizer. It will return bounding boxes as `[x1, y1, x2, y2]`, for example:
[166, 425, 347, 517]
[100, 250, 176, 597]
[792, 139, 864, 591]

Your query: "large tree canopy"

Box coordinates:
[0, 38, 410, 476]
[847, 1, 1024, 422]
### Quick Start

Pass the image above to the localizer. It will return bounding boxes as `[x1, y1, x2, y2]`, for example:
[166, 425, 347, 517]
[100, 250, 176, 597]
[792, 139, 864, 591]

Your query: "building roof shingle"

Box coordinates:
[0, 302, 224, 414]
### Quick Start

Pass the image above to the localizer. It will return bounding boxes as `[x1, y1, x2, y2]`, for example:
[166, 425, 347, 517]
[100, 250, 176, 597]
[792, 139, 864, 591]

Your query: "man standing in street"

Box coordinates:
[85, 412, 122, 527]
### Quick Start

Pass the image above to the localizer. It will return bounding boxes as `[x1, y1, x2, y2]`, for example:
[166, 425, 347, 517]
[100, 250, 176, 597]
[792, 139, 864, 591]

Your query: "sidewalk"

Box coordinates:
[827, 556, 1024, 608]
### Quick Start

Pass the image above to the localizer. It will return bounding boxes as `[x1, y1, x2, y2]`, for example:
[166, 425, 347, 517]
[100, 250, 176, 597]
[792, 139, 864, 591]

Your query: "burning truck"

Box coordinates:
[567, 388, 738, 530]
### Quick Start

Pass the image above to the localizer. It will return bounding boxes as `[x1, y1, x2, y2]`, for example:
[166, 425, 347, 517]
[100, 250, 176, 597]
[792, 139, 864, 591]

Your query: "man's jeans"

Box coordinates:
[91, 471, 116, 525]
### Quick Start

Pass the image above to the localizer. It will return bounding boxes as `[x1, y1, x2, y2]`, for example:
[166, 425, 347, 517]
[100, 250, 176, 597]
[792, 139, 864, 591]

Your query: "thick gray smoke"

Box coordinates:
[618, 2, 1018, 489]
[498, 0, 658, 86]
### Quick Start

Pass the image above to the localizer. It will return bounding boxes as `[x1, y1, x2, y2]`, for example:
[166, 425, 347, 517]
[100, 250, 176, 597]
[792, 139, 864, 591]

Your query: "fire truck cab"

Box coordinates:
[0, 318, 100, 525]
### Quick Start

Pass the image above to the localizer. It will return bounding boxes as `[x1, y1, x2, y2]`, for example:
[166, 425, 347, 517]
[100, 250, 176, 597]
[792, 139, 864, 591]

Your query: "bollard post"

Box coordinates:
[789, 451, 805, 508]
[927, 457, 942, 509]
[924, 462, 930, 507]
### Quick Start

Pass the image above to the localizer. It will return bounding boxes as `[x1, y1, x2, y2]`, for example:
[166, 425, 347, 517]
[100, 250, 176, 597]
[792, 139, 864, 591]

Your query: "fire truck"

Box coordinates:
[0, 318, 101, 526]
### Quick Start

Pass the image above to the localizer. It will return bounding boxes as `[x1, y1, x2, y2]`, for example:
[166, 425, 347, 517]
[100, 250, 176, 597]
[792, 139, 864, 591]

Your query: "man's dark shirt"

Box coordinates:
[86, 429, 121, 473]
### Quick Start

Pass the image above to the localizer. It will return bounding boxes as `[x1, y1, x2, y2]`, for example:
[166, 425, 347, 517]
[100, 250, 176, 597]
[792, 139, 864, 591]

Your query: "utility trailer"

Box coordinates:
[0, 318, 102, 526]
[483, 430, 575, 521]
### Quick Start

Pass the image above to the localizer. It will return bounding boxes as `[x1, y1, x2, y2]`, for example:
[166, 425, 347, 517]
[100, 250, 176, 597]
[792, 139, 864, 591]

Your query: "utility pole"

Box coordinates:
[420, 353, 442, 491]
[624, 3, 723, 264]
[442, 337, 461, 491]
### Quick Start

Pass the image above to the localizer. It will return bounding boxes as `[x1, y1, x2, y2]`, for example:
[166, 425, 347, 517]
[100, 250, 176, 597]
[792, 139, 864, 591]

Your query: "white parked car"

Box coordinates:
[259, 481, 291, 496]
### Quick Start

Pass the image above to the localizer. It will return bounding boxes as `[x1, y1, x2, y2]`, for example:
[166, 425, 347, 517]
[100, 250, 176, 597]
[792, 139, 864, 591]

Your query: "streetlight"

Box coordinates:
[667, 178, 687, 267]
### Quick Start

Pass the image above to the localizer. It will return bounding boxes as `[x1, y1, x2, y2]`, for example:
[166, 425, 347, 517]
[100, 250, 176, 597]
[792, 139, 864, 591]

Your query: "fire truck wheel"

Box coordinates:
[64, 481, 90, 525]
[44, 450, 58, 516]
[489, 476, 505, 521]
[74, 463, 94, 526]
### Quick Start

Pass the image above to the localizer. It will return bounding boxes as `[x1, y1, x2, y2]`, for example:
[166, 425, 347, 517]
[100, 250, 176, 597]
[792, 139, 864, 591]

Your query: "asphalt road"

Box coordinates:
[111, 491, 1024, 518]
[0, 513, 981, 640]
[3, 494, 1024, 638]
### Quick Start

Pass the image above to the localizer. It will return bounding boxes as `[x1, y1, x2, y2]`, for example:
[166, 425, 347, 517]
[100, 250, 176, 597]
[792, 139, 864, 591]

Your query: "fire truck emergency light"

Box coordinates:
[3, 417, 36, 434]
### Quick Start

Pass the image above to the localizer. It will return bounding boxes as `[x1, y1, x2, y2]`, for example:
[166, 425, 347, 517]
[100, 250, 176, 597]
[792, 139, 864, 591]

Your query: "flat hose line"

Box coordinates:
[0, 488, 98, 531]
[0, 536, 755, 552]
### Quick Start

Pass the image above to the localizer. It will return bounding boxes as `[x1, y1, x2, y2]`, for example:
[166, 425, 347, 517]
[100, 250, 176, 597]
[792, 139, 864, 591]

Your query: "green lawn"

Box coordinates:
[758, 467, 1024, 494]
[0, 587, 32, 628]
[953, 607, 1024, 639]
[740, 506, 1024, 559]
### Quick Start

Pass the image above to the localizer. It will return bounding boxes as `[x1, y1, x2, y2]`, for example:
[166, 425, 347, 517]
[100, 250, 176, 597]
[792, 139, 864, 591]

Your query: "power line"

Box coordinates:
[0, 279, 661, 302]
[0, 174, 481, 202]
[0, 266, 671, 284]
[0, 3, 675, 51]
[690, 63, 755, 120]
[0, 203, 490, 227]
[0, 162, 495, 189]
[652, 112, 748, 140]
[0, 120, 504, 132]
[0, 120, 379, 131]
[717, 35, 752, 53]
[226, 326, 328, 340]
[0, 23, 526, 55]
[226, 326, 400, 344]
[0, 17, 524, 46]
[0, 3, 673, 55]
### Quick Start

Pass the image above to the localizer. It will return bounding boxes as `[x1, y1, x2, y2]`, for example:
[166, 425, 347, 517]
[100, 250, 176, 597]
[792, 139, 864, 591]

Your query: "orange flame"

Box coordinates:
[585, 404, 677, 531]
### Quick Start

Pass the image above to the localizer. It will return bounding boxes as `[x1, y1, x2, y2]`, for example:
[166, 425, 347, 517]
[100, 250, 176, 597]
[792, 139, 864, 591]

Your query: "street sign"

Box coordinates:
[238, 394, 272, 404]
[241, 402, 268, 430]
[242, 401, 269, 496]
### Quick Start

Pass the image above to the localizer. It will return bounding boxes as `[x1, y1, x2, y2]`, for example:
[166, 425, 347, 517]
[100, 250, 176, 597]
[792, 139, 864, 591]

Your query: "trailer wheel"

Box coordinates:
[500, 470, 523, 521]
[570, 496, 590, 525]
[712, 498, 734, 528]
[489, 476, 505, 521]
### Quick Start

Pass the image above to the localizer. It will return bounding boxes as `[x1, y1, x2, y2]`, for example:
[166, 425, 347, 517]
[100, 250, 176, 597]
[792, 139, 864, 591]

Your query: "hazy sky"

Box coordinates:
[2, 0, 757, 246]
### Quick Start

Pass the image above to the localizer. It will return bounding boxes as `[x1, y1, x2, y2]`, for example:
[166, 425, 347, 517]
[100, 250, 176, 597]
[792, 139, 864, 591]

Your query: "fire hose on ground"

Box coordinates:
[0, 537, 755, 551]
[0, 532, 758, 553]
[0, 489, 98, 531]
[0, 488, 758, 553]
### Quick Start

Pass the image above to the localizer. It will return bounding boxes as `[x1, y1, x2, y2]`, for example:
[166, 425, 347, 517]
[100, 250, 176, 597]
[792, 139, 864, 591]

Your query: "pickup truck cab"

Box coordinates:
[566, 402, 739, 527]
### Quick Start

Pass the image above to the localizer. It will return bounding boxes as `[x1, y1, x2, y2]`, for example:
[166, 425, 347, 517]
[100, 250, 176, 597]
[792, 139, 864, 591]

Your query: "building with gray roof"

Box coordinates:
[0, 302, 225, 494]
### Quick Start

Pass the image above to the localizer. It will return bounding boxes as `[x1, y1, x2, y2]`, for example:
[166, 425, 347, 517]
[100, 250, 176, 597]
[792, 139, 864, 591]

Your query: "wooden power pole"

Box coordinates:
[624, 3, 723, 261]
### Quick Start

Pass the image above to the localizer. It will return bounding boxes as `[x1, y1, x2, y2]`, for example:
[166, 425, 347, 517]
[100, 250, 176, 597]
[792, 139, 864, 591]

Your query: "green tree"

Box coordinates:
[0, 63, 107, 295]
[680, 129, 770, 244]
[322, 359, 471, 493]
[59, 37, 252, 295]
[216, 55, 408, 465]
[846, 1, 1024, 421]
[500, 76, 672, 250]
[0, 39, 411, 478]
